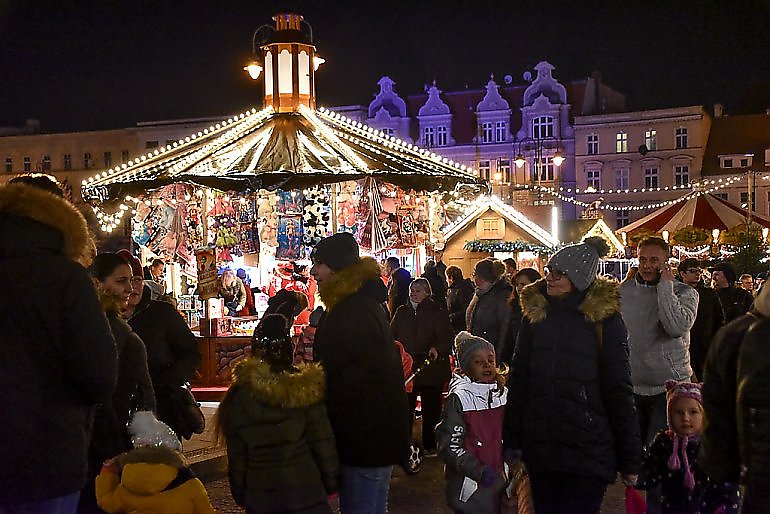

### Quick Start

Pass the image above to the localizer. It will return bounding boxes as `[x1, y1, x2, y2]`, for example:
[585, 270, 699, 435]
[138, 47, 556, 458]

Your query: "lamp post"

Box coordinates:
[514, 136, 564, 204]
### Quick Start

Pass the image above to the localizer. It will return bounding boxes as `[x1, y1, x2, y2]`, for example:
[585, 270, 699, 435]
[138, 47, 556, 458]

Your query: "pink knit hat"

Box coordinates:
[665, 380, 703, 492]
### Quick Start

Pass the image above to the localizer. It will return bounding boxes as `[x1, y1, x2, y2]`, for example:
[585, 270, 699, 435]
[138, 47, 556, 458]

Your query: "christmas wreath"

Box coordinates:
[671, 226, 711, 247]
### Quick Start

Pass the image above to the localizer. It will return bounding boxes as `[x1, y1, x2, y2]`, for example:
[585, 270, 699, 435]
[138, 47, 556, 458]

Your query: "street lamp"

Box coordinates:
[493, 171, 503, 198]
[514, 136, 564, 203]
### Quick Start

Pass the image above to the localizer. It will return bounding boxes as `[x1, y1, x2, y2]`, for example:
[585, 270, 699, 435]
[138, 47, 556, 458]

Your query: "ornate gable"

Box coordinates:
[367, 76, 407, 118]
[418, 82, 451, 117]
[522, 61, 567, 107]
[476, 75, 510, 113]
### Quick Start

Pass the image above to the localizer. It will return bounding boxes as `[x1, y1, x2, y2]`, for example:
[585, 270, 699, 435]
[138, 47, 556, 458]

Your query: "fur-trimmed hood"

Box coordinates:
[0, 183, 94, 266]
[232, 358, 325, 409]
[318, 256, 385, 312]
[520, 276, 620, 324]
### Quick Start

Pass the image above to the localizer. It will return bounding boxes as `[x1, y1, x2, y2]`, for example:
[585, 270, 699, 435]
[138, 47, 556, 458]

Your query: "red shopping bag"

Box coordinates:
[625, 486, 647, 514]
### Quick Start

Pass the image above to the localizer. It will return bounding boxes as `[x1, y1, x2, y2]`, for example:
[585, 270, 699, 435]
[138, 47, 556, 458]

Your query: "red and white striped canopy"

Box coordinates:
[617, 192, 770, 235]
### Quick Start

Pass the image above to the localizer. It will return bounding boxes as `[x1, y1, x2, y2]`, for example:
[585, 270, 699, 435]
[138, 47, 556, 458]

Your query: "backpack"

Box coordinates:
[735, 314, 770, 500]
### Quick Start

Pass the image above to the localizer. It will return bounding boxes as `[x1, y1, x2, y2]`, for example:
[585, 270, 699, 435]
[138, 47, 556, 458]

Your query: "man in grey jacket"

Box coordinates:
[619, 237, 698, 447]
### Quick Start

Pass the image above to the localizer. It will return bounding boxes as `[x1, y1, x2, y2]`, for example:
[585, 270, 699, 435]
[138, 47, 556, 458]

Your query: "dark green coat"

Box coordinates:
[222, 358, 338, 512]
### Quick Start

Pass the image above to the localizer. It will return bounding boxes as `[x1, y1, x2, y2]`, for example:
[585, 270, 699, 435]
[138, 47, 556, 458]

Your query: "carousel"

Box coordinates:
[81, 13, 484, 393]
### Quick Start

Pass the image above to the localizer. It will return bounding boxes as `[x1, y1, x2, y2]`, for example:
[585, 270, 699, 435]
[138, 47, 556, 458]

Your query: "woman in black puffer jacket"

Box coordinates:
[466, 258, 512, 356]
[503, 238, 641, 514]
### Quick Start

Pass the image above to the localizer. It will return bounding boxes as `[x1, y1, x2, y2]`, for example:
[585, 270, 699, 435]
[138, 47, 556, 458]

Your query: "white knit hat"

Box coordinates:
[128, 411, 182, 451]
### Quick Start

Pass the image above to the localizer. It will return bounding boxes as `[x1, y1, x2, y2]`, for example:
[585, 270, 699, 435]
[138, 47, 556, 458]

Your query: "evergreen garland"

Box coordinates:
[464, 239, 552, 254]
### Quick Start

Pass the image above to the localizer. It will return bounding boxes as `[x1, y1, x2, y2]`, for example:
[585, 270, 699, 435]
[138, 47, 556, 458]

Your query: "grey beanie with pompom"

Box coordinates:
[547, 236, 610, 292]
[454, 331, 495, 371]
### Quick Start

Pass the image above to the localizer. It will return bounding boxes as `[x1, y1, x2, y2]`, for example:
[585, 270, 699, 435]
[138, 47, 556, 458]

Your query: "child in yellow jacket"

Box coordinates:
[95, 411, 216, 514]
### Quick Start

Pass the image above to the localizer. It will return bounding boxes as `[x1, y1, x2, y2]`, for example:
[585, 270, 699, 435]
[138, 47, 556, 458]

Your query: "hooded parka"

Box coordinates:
[504, 277, 642, 483]
[466, 278, 512, 356]
[0, 183, 118, 504]
[314, 257, 410, 467]
[221, 358, 339, 512]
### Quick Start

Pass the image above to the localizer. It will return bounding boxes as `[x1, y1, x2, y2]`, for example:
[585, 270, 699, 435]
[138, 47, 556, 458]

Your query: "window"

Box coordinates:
[476, 217, 505, 239]
[586, 169, 601, 189]
[722, 158, 734, 168]
[644, 129, 657, 151]
[121, 150, 129, 163]
[674, 165, 689, 187]
[84, 152, 93, 169]
[675, 127, 688, 149]
[423, 126, 435, 147]
[64, 154, 72, 171]
[104, 151, 112, 168]
[715, 192, 728, 201]
[740, 192, 756, 211]
[23, 156, 31, 172]
[495, 121, 507, 143]
[478, 160, 491, 181]
[740, 158, 749, 167]
[498, 159, 511, 183]
[587, 134, 599, 155]
[165, 139, 175, 147]
[644, 167, 659, 189]
[4, 157, 12, 173]
[145, 140, 159, 149]
[481, 122, 494, 143]
[41, 155, 51, 172]
[616, 210, 630, 228]
[615, 132, 628, 153]
[381, 128, 395, 137]
[615, 168, 630, 189]
[532, 116, 554, 139]
[436, 126, 447, 146]
[534, 156, 555, 181]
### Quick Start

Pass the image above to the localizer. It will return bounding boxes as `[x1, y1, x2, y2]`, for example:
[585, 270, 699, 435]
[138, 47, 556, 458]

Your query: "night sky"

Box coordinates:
[2, 0, 770, 133]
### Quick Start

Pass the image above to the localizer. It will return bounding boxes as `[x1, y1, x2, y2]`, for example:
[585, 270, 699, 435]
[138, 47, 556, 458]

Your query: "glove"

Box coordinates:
[480, 466, 498, 488]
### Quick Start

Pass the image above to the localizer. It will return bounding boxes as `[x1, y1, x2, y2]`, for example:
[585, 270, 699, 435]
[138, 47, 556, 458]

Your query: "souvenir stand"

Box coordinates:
[81, 12, 483, 398]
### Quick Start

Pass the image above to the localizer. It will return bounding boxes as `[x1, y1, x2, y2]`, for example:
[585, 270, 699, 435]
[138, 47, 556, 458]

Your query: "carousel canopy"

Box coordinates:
[617, 191, 770, 235]
[81, 104, 484, 204]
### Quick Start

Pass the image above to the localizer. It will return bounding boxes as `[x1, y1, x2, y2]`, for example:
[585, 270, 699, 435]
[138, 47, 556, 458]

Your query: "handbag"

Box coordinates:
[169, 383, 206, 439]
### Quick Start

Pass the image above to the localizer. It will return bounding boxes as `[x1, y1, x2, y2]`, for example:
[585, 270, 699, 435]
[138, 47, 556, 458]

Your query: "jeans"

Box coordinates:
[339, 465, 393, 514]
[0, 491, 81, 514]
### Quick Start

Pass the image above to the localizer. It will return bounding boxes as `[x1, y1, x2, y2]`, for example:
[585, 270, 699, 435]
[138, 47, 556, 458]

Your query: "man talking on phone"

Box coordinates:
[619, 237, 698, 513]
[620, 237, 698, 444]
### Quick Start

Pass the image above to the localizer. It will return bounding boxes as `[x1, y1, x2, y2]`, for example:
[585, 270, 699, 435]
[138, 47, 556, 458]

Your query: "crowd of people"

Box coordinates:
[2, 174, 770, 514]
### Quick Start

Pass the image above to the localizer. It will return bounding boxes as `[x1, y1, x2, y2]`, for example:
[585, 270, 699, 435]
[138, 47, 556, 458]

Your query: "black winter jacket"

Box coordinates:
[466, 278, 512, 355]
[0, 184, 118, 504]
[717, 285, 754, 323]
[387, 267, 413, 318]
[446, 278, 474, 333]
[687, 281, 724, 380]
[314, 257, 410, 467]
[504, 278, 642, 483]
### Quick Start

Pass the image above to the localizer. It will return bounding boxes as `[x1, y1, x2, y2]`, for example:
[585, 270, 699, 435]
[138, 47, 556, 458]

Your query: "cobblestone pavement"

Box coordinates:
[204, 456, 628, 513]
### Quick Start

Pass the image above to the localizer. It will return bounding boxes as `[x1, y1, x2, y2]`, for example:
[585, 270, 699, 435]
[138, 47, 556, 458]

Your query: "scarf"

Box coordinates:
[667, 431, 697, 491]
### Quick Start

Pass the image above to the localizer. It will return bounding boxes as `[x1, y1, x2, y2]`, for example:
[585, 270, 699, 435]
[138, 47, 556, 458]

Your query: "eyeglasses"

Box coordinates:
[545, 267, 566, 279]
[685, 268, 701, 274]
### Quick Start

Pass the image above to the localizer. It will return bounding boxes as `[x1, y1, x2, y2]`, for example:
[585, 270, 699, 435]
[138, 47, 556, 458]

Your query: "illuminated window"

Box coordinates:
[23, 156, 31, 172]
[42, 155, 51, 172]
[478, 160, 491, 181]
[644, 129, 657, 151]
[498, 159, 511, 183]
[615, 132, 628, 153]
[534, 157, 555, 181]
[84, 152, 93, 169]
[586, 168, 601, 189]
[587, 134, 599, 155]
[64, 154, 72, 171]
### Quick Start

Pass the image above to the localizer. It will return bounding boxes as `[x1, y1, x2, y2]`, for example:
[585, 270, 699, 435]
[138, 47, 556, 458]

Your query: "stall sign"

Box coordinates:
[195, 247, 219, 300]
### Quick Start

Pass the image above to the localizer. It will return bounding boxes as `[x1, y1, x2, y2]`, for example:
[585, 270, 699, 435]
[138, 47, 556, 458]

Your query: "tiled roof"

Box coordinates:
[702, 113, 770, 176]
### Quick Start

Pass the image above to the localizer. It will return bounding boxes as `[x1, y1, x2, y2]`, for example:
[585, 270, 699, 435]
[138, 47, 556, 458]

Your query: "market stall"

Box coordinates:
[81, 13, 484, 394]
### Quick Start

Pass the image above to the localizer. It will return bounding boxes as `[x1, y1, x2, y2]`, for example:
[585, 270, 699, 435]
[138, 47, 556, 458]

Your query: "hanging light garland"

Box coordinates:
[464, 239, 552, 254]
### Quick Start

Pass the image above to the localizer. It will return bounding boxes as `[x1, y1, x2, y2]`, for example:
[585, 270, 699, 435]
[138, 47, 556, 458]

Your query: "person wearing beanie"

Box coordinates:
[310, 233, 409, 511]
[435, 331, 507, 512]
[677, 258, 725, 380]
[636, 381, 739, 513]
[711, 261, 753, 323]
[466, 258, 512, 357]
[504, 236, 641, 513]
[0, 180, 118, 510]
[214, 314, 339, 513]
[619, 237, 698, 445]
[95, 412, 217, 514]
[702, 281, 770, 512]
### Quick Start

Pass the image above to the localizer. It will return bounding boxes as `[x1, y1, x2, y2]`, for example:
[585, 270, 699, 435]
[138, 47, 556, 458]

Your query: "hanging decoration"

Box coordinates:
[257, 194, 279, 248]
[302, 186, 331, 246]
[670, 226, 712, 248]
[356, 178, 388, 253]
[627, 228, 661, 248]
[463, 239, 552, 254]
[336, 182, 358, 233]
[207, 193, 239, 263]
[276, 215, 304, 260]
